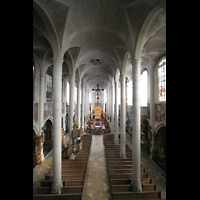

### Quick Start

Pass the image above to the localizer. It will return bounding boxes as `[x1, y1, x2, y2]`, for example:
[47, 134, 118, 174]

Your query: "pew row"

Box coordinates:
[33, 134, 92, 200]
[103, 133, 161, 200]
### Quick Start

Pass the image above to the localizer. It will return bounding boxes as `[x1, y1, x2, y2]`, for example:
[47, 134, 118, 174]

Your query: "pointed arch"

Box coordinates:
[75, 67, 80, 83]
[115, 68, 120, 83]
[154, 123, 166, 135]
[121, 51, 131, 76]
[63, 50, 75, 75]
[134, 3, 165, 59]
[33, 0, 60, 58]
[33, 125, 39, 136]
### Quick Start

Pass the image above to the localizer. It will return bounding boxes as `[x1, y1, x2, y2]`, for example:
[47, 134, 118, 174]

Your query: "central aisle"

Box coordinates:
[82, 135, 111, 200]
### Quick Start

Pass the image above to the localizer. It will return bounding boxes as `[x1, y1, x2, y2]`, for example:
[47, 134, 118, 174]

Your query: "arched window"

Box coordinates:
[140, 69, 147, 106]
[89, 91, 91, 103]
[46, 67, 53, 101]
[158, 57, 166, 101]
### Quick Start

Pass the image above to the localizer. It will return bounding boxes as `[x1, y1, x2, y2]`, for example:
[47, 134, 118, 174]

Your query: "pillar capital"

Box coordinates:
[131, 59, 142, 64]
[120, 74, 126, 79]
[114, 80, 119, 84]
[52, 57, 64, 63]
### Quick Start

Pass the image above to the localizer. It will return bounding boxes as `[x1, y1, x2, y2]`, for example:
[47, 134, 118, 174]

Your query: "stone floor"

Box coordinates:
[82, 135, 111, 200]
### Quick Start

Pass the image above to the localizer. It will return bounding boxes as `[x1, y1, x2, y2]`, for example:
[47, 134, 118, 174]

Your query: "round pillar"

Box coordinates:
[51, 57, 63, 194]
[131, 59, 142, 192]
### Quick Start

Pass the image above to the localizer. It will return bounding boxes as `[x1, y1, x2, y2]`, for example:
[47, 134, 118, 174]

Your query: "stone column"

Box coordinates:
[63, 79, 67, 131]
[120, 74, 126, 158]
[81, 80, 85, 129]
[39, 71, 45, 161]
[131, 59, 142, 192]
[106, 87, 109, 120]
[69, 73, 75, 146]
[51, 57, 63, 194]
[114, 80, 119, 144]
[111, 82, 114, 134]
[84, 86, 88, 126]
[150, 66, 155, 159]
[85, 86, 89, 127]
[77, 80, 81, 128]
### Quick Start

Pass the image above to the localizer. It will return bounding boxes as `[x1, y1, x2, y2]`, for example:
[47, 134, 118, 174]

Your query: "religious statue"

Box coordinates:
[65, 113, 69, 132]
[73, 122, 79, 130]
[41, 130, 45, 144]
[73, 114, 76, 124]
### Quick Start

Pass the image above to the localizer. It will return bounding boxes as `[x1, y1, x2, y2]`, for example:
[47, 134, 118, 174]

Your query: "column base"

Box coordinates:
[41, 153, 44, 162]
[120, 153, 126, 158]
[131, 181, 142, 192]
[51, 182, 63, 194]
[114, 139, 119, 145]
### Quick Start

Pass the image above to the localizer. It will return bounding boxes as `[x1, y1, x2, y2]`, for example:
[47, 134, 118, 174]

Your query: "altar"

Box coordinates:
[92, 103, 105, 119]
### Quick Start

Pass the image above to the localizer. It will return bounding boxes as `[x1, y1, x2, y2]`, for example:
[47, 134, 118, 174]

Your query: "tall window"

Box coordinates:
[74, 86, 77, 104]
[158, 57, 166, 101]
[104, 89, 106, 103]
[89, 91, 91, 103]
[140, 70, 147, 106]
[46, 68, 53, 101]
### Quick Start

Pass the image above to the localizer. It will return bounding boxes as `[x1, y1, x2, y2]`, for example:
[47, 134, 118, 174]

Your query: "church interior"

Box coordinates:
[33, 0, 166, 199]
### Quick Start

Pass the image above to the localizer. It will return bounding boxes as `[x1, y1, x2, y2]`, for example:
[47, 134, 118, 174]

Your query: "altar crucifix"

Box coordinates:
[92, 84, 104, 103]
[92, 84, 104, 119]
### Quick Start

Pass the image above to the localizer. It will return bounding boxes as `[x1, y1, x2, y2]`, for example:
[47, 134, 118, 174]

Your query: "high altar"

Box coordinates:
[92, 103, 104, 120]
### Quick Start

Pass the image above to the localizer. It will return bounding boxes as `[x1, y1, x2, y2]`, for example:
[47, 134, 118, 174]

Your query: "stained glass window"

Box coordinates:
[158, 57, 166, 101]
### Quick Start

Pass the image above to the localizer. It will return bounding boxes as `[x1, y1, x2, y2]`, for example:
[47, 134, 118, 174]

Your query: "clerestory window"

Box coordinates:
[158, 57, 166, 101]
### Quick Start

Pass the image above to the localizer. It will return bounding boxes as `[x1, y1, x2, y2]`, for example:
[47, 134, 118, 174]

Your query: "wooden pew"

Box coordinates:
[108, 165, 132, 169]
[65, 180, 84, 186]
[109, 173, 148, 179]
[45, 174, 85, 181]
[112, 191, 161, 199]
[103, 133, 161, 199]
[62, 186, 82, 193]
[35, 134, 92, 199]
[110, 178, 152, 185]
[33, 193, 82, 200]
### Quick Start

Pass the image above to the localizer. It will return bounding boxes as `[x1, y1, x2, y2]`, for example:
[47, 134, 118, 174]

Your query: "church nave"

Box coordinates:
[33, 0, 166, 199]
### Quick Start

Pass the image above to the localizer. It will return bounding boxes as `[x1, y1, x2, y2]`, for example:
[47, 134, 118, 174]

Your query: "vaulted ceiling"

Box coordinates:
[33, 0, 166, 89]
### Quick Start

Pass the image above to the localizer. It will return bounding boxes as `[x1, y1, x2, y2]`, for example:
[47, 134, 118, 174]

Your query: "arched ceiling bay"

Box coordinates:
[33, 0, 166, 89]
